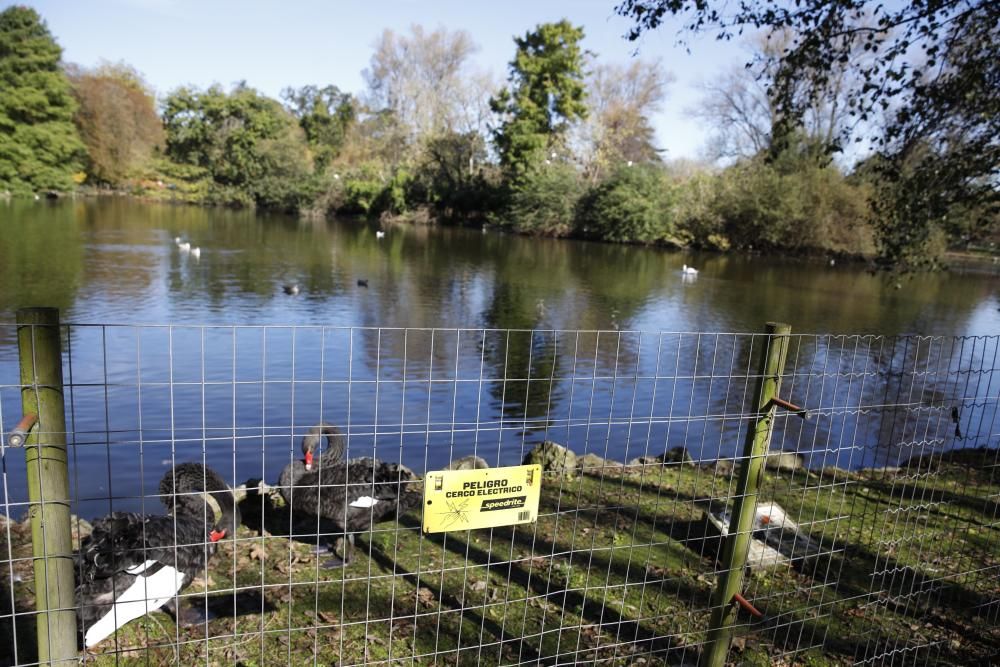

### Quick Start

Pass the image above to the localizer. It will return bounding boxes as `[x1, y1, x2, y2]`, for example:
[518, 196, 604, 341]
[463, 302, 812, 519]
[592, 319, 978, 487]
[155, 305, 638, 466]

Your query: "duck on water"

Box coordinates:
[277, 423, 421, 568]
[75, 463, 240, 648]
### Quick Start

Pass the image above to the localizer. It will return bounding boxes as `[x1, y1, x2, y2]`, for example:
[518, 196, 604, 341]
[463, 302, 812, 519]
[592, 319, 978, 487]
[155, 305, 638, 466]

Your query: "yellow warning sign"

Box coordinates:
[422, 464, 541, 533]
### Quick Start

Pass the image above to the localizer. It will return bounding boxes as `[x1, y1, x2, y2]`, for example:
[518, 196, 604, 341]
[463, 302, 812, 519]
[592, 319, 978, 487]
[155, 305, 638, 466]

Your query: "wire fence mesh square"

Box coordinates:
[0, 324, 998, 665]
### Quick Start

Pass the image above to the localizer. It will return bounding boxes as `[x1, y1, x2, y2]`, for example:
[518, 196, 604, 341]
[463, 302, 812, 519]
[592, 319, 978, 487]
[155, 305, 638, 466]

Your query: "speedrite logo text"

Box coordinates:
[481, 496, 526, 512]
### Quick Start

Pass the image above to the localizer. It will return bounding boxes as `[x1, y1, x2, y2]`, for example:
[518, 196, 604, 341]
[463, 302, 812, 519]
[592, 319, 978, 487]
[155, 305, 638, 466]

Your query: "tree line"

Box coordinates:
[1, 5, 995, 269]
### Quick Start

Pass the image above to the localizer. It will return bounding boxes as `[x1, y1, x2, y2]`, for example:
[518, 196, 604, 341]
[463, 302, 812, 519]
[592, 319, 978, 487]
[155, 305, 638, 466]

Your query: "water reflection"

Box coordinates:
[2, 198, 998, 336]
[0, 199, 998, 517]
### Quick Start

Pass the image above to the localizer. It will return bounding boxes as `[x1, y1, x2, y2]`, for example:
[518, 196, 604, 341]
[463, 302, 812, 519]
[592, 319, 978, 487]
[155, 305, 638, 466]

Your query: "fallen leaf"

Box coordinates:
[417, 587, 435, 607]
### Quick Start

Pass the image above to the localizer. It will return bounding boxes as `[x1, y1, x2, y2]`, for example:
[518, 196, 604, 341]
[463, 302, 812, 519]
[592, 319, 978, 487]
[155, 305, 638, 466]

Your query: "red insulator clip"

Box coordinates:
[733, 591, 764, 619]
[770, 396, 809, 420]
[7, 413, 38, 447]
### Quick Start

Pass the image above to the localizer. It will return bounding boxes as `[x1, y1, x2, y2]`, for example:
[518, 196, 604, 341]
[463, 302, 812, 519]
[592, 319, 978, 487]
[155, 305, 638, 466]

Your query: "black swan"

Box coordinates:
[159, 461, 240, 525]
[277, 423, 346, 503]
[75, 463, 240, 648]
[285, 456, 421, 568]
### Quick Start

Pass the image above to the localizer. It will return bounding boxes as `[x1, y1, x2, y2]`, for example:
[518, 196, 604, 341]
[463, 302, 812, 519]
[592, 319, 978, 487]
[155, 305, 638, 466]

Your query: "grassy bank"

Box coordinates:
[2, 453, 998, 665]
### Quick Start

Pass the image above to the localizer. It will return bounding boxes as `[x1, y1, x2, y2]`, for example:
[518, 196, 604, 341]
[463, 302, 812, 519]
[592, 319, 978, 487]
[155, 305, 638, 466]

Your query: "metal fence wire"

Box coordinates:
[0, 322, 998, 666]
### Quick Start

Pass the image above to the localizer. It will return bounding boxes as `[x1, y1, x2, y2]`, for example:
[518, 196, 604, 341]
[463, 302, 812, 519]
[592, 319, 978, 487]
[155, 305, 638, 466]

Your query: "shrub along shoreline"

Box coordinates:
[64, 154, 881, 265]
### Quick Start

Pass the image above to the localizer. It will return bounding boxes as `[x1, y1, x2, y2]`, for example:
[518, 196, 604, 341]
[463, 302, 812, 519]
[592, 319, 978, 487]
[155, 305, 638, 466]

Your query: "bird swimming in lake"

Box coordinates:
[282, 284, 300, 295]
[357, 279, 369, 288]
[190, 247, 201, 259]
[74, 463, 240, 648]
[178, 242, 191, 252]
[174, 236, 182, 245]
[681, 264, 698, 276]
[280, 430, 420, 568]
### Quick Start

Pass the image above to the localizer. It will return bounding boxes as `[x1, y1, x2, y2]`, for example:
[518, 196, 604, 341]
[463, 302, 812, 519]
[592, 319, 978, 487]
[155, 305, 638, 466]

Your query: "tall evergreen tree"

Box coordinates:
[0, 6, 84, 193]
[491, 21, 588, 183]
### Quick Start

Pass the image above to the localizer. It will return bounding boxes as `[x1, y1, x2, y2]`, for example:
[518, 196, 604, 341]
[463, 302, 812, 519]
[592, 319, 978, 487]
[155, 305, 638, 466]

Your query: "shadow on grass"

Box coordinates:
[198, 590, 276, 619]
[234, 466, 1000, 664]
[238, 489, 344, 551]
[582, 468, 1000, 663]
[392, 513, 691, 665]
[357, 531, 543, 665]
[0, 578, 36, 667]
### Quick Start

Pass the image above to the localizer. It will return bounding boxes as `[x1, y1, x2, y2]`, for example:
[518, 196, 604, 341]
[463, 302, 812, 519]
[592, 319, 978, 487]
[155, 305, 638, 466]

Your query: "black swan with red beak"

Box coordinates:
[74, 463, 240, 648]
[277, 424, 421, 568]
[277, 423, 346, 499]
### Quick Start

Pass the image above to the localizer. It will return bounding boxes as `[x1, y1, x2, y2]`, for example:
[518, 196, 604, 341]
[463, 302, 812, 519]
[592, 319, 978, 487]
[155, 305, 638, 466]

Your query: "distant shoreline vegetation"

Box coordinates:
[1, 6, 995, 268]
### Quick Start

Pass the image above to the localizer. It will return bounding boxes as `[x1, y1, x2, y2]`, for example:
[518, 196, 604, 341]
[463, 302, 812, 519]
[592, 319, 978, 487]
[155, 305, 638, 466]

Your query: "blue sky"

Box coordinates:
[27, 0, 747, 161]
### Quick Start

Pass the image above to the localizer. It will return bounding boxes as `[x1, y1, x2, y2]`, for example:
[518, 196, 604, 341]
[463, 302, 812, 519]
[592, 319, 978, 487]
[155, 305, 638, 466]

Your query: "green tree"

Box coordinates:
[616, 0, 1000, 269]
[710, 158, 874, 255]
[281, 84, 356, 170]
[67, 61, 164, 186]
[0, 5, 84, 193]
[417, 130, 493, 219]
[162, 83, 313, 210]
[491, 20, 588, 183]
[578, 164, 680, 244]
[502, 162, 583, 236]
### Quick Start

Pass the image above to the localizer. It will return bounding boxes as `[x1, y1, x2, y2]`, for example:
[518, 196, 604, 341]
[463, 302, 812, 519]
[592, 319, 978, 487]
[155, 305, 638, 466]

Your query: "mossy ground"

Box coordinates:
[2, 458, 998, 666]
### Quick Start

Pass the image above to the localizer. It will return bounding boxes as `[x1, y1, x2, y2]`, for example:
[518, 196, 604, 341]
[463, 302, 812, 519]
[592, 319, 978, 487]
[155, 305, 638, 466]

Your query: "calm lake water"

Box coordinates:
[1, 198, 998, 517]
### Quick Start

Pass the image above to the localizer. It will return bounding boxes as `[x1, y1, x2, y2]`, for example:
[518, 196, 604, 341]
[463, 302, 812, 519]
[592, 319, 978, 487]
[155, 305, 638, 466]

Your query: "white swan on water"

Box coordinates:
[682, 264, 699, 275]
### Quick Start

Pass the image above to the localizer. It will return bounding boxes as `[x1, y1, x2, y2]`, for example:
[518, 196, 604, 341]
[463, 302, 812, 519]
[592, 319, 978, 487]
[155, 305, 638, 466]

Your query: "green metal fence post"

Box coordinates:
[700, 322, 791, 667]
[16, 307, 77, 665]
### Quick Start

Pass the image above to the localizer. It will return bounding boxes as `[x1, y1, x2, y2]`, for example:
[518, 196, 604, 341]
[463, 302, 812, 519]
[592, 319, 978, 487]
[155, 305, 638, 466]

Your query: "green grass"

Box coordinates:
[3, 458, 998, 665]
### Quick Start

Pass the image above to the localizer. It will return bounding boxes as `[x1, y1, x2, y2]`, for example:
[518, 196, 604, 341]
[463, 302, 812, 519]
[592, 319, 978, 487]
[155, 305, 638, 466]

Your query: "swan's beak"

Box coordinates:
[209, 529, 227, 543]
[304, 451, 313, 471]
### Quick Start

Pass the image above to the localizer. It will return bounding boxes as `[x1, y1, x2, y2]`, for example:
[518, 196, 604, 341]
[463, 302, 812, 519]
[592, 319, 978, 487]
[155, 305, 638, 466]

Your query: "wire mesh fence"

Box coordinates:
[0, 321, 998, 666]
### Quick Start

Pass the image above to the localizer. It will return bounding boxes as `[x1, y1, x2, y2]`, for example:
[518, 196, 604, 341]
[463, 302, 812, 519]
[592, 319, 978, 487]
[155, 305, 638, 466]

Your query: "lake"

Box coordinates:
[1, 197, 998, 517]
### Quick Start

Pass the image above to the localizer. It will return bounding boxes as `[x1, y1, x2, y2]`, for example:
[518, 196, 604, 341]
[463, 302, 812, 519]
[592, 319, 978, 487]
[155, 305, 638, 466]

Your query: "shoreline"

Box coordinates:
[12, 188, 1000, 273]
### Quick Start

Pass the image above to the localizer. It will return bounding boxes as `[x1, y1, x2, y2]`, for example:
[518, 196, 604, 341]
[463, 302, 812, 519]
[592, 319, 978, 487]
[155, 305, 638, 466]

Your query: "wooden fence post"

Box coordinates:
[700, 322, 791, 667]
[17, 307, 77, 665]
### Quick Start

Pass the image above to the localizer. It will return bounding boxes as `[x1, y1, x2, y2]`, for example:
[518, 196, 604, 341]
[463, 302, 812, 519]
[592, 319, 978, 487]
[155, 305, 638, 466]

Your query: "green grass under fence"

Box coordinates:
[2, 454, 999, 666]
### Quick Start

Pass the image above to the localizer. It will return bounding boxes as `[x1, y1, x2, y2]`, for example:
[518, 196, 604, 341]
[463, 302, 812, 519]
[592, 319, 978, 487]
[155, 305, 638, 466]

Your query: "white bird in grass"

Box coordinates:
[376, 230, 385, 239]
[682, 264, 699, 276]
[753, 501, 822, 560]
